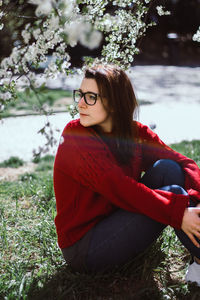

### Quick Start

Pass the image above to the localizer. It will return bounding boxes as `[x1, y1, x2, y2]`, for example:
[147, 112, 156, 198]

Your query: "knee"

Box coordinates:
[141, 159, 185, 189]
[153, 159, 182, 172]
[154, 159, 184, 180]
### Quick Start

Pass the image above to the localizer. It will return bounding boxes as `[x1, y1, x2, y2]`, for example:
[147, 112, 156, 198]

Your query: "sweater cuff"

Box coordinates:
[187, 189, 200, 203]
[170, 194, 189, 229]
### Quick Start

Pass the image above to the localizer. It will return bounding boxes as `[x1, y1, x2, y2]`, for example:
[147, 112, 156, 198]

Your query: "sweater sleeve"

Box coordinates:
[54, 121, 189, 229]
[138, 122, 200, 203]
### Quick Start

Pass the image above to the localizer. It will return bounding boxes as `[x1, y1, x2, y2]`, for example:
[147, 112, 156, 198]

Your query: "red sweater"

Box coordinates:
[53, 119, 200, 249]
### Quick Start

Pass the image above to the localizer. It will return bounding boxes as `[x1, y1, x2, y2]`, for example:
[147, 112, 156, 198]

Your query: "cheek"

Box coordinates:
[98, 107, 109, 120]
[96, 102, 108, 117]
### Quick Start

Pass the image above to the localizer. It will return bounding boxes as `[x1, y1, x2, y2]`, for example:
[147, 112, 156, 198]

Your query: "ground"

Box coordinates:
[0, 162, 36, 181]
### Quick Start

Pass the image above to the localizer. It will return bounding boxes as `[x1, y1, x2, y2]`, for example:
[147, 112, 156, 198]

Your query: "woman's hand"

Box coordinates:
[181, 204, 200, 248]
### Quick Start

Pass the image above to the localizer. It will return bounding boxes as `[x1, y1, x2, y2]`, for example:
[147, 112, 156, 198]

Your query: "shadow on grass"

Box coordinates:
[26, 237, 200, 300]
[27, 241, 166, 300]
[27, 266, 161, 300]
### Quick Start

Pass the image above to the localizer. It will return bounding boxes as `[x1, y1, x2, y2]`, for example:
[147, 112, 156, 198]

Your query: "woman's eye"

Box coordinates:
[88, 94, 96, 100]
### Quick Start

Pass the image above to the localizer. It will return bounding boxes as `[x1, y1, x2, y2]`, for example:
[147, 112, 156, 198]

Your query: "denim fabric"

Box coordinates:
[85, 159, 200, 273]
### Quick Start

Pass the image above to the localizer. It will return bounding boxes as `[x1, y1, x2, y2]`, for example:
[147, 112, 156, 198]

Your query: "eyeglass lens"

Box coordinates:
[74, 91, 97, 105]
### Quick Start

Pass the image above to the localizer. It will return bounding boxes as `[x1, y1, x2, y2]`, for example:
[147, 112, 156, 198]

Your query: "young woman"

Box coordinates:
[53, 64, 200, 284]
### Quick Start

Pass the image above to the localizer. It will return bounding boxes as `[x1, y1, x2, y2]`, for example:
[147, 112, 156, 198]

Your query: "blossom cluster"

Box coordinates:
[81, 0, 157, 68]
[0, 1, 102, 93]
[156, 5, 170, 16]
[98, 6, 154, 67]
[0, 0, 199, 109]
[0, 0, 147, 104]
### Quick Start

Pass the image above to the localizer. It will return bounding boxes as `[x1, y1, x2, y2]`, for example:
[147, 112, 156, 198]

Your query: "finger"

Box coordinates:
[193, 231, 200, 242]
[189, 224, 200, 236]
[187, 232, 200, 248]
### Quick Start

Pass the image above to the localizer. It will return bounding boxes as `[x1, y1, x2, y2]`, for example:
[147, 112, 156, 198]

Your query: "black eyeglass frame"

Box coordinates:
[73, 89, 101, 106]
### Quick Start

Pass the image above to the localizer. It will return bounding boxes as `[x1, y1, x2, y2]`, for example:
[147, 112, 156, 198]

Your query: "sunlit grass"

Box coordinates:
[0, 162, 61, 299]
[1, 141, 200, 299]
[171, 140, 200, 167]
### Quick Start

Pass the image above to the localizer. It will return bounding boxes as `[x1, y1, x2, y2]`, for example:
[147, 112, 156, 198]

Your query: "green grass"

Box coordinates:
[171, 140, 200, 167]
[0, 156, 24, 168]
[1, 142, 200, 300]
[0, 88, 72, 118]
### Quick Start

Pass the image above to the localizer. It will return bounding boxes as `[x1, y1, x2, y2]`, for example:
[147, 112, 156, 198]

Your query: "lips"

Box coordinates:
[79, 113, 88, 117]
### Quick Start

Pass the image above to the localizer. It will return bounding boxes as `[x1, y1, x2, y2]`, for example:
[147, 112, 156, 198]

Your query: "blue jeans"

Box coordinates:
[85, 159, 200, 273]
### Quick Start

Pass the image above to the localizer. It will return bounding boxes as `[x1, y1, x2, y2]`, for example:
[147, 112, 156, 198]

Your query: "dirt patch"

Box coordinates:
[0, 162, 36, 181]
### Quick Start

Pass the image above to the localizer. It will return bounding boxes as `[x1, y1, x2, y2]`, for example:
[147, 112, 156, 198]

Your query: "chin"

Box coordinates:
[80, 119, 91, 127]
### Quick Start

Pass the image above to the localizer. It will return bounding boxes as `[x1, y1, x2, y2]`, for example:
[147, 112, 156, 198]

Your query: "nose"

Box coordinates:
[78, 95, 86, 107]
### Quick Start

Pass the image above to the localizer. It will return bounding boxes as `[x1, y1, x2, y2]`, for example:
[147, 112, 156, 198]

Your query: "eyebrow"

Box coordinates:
[78, 89, 98, 94]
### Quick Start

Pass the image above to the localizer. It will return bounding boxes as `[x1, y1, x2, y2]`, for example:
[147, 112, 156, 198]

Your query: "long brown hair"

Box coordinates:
[84, 64, 138, 165]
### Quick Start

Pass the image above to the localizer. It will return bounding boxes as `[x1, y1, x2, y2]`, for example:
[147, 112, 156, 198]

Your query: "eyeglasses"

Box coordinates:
[73, 90, 101, 106]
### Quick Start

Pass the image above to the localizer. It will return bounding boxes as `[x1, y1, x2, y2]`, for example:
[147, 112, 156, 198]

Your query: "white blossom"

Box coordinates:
[48, 15, 59, 30]
[64, 21, 82, 47]
[193, 26, 200, 42]
[44, 61, 59, 78]
[156, 6, 171, 16]
[29, 0, 54, 16]
[22, 30, 31, 44]
[10, 47, 20, 64]
[33, 28, 41, 40]
[112, 0, 132, 8]
[61, 60, 71, 73]
[24, 45, 38, 62]
[59, 136, 64, 145]
[0, 92, 12, 100]
[80, 30, 102, 50]
[62, 0, 78, 18]
[1, 57, 12, 70]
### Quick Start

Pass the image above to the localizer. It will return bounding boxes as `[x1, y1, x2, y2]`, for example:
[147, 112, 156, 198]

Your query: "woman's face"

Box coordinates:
[77, 78, 112, 132]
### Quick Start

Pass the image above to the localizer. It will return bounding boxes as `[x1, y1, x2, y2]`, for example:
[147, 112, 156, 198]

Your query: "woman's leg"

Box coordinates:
[86, 159, 184, 273]
[86, 209, 166, 273]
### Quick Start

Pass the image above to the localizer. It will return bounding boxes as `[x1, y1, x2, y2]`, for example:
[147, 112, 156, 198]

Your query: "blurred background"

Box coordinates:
[0, 0, 200, 67]
[0, 0, 200, 163]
